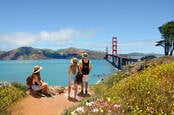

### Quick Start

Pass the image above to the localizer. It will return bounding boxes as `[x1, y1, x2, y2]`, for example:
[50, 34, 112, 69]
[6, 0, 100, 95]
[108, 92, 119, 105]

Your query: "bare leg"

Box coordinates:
[81, 82, 84, 93]
[84, 81, 88, 94]
[85, 82, 88, 91]
[41, 83, 51, 94]
[74, 83, 78, 99]
[68, 82, 72, 97]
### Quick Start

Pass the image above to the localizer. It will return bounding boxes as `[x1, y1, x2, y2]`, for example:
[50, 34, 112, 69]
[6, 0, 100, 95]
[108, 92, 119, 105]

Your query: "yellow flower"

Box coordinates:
[71, 111, 75, 115]
[100, 109, 104, 112]
[107, 97, 111, 102]
[172, 95, 174, 99]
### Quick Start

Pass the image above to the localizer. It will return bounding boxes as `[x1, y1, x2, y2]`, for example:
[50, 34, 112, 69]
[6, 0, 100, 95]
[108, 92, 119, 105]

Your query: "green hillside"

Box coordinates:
[0, 47, 105, 60]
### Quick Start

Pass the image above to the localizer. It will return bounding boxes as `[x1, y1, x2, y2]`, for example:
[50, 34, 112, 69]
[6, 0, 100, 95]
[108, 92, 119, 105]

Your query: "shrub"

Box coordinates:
[11, 82, 28, 92]
[140, 55, 157, 61]
[107, 61, 174, 114]
[0, 85, 26, 111]
[93, 71, 129, 97]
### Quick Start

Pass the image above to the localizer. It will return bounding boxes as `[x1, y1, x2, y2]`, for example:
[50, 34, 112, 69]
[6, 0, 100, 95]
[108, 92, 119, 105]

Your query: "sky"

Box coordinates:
[0, 0, 173, 54]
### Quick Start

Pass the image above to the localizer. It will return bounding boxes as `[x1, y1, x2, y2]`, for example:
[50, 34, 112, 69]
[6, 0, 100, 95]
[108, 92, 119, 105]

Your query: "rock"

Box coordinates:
[50, 86, 65, 95]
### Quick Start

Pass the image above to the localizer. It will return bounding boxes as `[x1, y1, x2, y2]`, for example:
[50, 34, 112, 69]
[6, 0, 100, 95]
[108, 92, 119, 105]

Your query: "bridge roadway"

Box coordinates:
[105, 54, 138, 69]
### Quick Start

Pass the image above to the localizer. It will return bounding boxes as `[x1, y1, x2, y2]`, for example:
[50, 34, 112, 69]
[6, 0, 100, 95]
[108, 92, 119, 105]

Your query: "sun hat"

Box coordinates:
[70, 57, 78, 65]
[82, 53, 88, 59]
[33, 65, 42, 73]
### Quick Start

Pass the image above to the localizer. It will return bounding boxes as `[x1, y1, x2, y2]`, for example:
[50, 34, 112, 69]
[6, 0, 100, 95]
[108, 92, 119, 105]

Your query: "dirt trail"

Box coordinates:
[10, 87, 94, 115]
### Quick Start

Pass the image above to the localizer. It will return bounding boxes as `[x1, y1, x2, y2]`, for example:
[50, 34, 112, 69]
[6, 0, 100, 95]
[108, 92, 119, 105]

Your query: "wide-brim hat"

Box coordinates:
[70, 58, 78, 65]
[82, 53, 88, 59]
[33, 65, 42, 73]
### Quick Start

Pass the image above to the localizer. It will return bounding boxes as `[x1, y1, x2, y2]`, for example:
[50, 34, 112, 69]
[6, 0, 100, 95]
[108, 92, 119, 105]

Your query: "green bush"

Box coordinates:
[0, 85, 26, 111]
[93, 71, 129, 97]
[11, 82, 28, 92]
[107, 61, 174, 114]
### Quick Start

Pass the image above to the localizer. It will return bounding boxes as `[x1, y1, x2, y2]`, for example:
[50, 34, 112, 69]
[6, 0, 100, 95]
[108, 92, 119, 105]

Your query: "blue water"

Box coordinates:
[0, 59, 116, 86]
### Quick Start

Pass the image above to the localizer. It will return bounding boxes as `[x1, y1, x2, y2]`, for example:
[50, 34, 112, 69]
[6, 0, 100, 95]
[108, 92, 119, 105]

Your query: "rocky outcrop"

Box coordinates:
[49, 86, 66, 95]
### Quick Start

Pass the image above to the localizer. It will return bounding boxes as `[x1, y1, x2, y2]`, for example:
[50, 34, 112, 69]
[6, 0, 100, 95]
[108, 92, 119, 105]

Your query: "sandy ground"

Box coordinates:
[10, 87, 94, 115]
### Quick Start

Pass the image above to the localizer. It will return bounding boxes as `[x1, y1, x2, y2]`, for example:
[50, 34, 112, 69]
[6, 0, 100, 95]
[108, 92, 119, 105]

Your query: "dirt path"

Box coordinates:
[10, 87, 94, 115]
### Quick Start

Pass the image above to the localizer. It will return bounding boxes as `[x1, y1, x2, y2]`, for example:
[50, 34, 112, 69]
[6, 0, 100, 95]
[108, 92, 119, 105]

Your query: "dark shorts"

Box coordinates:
[75, 73, 83, 84]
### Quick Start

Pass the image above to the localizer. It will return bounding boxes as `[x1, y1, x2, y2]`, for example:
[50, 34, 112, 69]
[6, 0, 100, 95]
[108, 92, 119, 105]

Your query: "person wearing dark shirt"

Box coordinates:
[79, 53, 92, 94]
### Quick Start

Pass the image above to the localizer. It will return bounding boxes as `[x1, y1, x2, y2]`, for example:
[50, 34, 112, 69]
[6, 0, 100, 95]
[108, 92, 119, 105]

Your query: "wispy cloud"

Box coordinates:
[0, 27, 102, 50]
[0, 28, 84, 50]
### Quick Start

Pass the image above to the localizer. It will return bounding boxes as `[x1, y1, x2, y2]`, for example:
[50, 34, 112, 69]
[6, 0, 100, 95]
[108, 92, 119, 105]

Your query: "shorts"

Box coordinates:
[83, 75, 89, 82]
[75, 73, 83, 84]
[69, 76, 75, 83]
[31, 84, 40, 91]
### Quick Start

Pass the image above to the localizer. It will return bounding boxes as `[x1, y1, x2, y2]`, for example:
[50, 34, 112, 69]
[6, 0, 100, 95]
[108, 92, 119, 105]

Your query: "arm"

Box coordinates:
[68, 66, 71, 80]
[79, 60, 83, 74]
[32, 78, 41, 85]
[32, 78, 35, 85]
[89, 61, 92, 73]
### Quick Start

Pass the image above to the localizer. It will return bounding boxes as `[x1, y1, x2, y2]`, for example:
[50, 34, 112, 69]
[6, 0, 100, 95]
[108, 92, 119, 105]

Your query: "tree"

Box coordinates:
[156, 21, 174, 56]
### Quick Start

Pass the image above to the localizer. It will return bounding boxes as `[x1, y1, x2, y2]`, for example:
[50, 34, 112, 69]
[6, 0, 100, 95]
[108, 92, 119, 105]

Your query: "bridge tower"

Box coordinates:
[112, 36, 117, 56]
[112, 36, 118, 63]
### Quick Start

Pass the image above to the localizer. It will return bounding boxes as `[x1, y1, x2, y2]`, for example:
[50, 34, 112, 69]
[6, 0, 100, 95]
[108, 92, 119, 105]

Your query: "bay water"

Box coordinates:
[0, 59, 116, 86]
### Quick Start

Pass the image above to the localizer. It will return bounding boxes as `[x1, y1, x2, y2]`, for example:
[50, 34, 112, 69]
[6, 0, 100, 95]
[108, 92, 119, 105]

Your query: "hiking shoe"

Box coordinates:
[80, 90, 84, 94]
[85, 90, 88, 94]
[38, 92, 45, 97]
[47, 94, 54, 97]
[73, 98, 78, 102]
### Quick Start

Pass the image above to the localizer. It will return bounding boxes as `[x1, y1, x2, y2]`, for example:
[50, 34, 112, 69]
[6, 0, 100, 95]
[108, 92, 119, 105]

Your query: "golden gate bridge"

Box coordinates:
[105, 36, 138, 69]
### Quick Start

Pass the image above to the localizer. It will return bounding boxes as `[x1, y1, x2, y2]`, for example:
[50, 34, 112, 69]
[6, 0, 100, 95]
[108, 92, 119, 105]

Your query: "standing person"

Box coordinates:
[31, 65, 53, 97]
[79, 53, 92, 94]
[68, 58, 78, 100]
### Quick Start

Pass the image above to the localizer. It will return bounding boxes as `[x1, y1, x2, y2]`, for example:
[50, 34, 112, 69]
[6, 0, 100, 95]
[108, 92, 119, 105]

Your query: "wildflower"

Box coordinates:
[146, 107, 155, 114]
[71, 111, 75, 115]
[92, 108, 99, 113]
[107, 110, 112, 113]
[86, 102, 93, 106]
[113, 104, 121, 109]
[107, 97, 111, 102]
[75, 107, 84, 113]
[100, 109, 104, 112]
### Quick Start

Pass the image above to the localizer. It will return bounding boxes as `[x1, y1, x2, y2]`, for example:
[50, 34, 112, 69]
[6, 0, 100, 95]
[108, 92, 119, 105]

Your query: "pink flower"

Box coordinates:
[113, 104, 121, 109]
[92, 108, 99, 113]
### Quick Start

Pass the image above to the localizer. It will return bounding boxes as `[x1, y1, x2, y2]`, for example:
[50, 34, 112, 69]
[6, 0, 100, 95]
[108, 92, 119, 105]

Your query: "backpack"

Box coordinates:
[26, 76, 32, 88]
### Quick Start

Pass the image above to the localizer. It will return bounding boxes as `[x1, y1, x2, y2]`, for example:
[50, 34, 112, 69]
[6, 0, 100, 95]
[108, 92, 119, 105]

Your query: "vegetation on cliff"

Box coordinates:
[0, 82, 27, 112]
[65, 56, 174, 114]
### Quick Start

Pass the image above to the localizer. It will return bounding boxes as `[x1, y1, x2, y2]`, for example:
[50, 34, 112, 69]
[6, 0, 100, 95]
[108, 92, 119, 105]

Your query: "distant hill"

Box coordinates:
[57, 47, 105, 59]
[0, 51, 5, 55]
[0, 47, 163, 60]
[120, 52, 163, 59]
[0, 47, 105, 60]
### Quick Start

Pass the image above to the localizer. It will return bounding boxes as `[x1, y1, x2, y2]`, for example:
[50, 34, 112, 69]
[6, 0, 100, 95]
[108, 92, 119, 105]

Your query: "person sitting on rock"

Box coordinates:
[31, 65, 53, 97]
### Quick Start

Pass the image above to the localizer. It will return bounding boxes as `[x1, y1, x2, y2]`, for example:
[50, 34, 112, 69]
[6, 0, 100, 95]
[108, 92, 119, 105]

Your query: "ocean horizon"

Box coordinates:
[0, 59, 116, 86]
